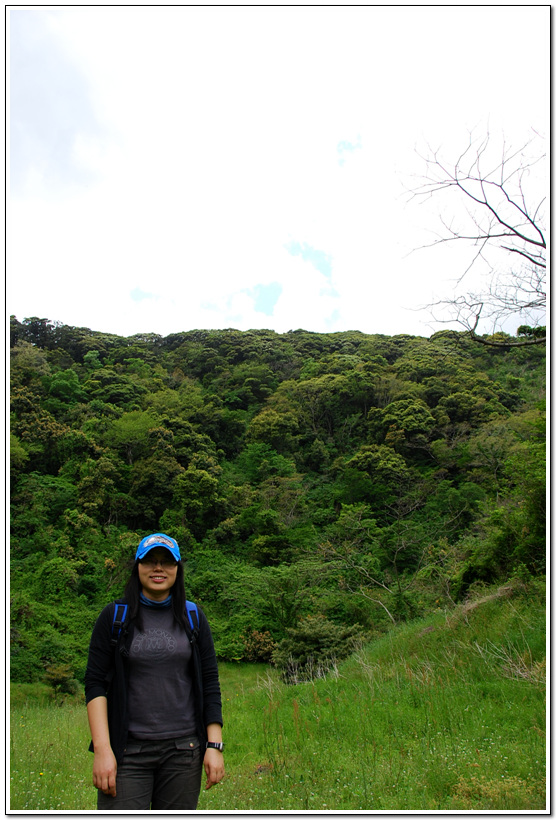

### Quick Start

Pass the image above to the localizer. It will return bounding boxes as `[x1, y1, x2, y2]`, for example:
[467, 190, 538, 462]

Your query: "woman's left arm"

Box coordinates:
[197, 609, 224, 727]
[204, 722, 225, 789]
[197, 610, 225, 789]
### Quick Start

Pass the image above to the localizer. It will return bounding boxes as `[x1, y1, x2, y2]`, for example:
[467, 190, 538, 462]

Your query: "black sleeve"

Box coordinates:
[197, 607, 224, 728]
[84, 602, 116, 704]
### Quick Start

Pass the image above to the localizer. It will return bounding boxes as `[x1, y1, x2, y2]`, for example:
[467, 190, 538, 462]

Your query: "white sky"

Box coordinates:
[7, 6, 549, 339]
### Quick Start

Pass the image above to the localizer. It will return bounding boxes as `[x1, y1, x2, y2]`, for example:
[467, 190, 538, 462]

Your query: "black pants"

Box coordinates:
[96, 735, 203, 811]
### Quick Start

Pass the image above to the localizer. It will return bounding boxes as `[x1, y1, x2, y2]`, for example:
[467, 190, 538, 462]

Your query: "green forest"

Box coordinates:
[10, 315, 546, 691]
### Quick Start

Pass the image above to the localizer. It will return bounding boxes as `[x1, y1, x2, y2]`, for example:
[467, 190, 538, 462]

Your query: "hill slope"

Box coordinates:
[10, 319, 545, 685]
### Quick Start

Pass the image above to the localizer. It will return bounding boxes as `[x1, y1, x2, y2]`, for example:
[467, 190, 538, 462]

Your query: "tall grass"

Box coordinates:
[10, 581, 546, 812]
[10, 697, 92, 811]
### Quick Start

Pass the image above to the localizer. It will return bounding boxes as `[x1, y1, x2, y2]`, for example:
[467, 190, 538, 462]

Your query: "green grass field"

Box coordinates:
[10, 582, 546, 811]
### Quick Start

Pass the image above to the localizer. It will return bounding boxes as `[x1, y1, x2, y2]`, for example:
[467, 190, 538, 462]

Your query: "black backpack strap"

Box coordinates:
[110, 602, 128, 647]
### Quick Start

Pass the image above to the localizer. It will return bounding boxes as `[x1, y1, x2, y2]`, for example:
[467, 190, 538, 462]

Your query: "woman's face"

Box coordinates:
[137, 548, 179, 601]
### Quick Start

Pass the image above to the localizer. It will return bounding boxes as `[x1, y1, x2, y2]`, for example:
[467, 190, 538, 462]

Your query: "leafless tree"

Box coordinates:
[411, 131, 546, 347]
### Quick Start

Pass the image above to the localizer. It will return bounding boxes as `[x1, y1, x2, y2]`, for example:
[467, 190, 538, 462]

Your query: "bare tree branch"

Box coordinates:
[410, 130, 546, 347]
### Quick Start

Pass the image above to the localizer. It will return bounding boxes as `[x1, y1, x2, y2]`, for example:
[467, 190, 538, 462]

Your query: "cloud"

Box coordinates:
[284, 241, 333, 279]
[9, 10, 106, 196]
[130, 288, 157, 303]
[7, 7, 548, 339]
[251, 282, 283, 317]
[337, 137, 362, 166]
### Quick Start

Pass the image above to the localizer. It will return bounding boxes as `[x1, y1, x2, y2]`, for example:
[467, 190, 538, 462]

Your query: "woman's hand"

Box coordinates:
[92, 748, 118, 797]
[87, 696, 117, 796]
[203, 748, 225, 790]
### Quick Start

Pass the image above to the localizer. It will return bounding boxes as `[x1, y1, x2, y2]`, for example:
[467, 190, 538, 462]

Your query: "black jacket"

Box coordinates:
[85, 598, 223, 762]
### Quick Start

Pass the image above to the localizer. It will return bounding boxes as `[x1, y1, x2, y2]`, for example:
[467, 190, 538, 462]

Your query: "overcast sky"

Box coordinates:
[8, 6, 548, 340]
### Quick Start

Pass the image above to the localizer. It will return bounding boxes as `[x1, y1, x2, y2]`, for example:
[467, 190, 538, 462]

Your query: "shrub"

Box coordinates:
[242, 629, 277, 662]
[44, 663, 80, 699]
[271, 614, 364, 683]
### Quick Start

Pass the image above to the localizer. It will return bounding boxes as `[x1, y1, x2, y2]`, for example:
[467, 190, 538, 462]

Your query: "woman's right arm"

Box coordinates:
[87, 696, 118, 797]
[85, 604, 120, 798]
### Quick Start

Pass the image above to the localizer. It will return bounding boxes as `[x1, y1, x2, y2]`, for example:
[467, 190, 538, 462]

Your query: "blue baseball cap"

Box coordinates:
[135, 533, 181, 562]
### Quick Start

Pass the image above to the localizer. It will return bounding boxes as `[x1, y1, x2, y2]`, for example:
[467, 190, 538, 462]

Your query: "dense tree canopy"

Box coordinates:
[10, 316, 545, 685]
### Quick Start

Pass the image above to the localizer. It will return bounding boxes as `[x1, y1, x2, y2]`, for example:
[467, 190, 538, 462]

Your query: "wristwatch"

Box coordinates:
[206, 741, 225, 752]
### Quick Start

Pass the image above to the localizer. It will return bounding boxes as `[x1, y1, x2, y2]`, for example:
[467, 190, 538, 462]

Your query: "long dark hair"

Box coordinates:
[123, 561, 189, 632]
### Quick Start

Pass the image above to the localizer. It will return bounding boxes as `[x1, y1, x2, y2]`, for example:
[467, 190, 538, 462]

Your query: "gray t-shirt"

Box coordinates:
[127, 606, 196, 739]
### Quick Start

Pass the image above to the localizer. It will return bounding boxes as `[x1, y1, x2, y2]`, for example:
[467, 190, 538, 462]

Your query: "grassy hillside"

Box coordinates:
[10, 577, 546, 812]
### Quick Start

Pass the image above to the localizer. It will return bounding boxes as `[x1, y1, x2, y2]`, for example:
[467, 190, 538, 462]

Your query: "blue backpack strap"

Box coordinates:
[185, 600, 199, 635]
[110, 602, 128, 647]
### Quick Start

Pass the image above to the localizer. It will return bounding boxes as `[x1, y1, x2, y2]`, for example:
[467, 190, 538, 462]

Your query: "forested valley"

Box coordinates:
[10, 316, 546, 692]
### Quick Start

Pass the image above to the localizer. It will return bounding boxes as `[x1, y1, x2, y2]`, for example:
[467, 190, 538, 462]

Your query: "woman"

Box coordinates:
[85, 533, 225, 810]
